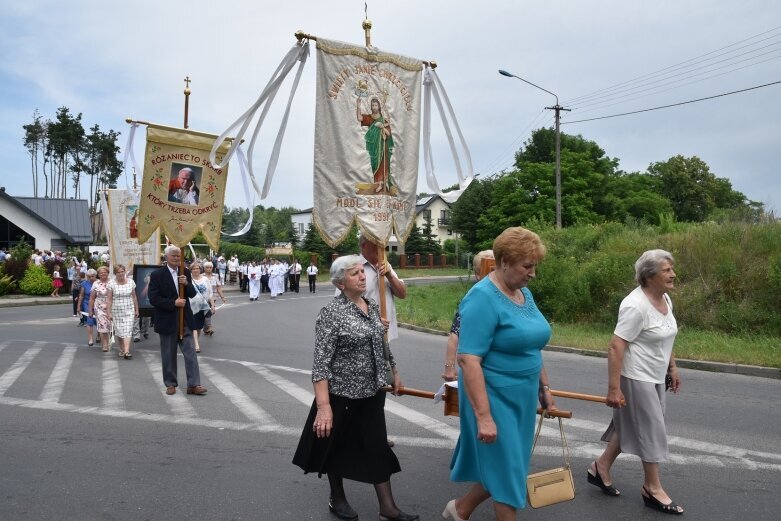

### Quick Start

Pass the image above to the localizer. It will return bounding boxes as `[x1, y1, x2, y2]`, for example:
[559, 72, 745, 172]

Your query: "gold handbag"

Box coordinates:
[526, 414, 575, 508]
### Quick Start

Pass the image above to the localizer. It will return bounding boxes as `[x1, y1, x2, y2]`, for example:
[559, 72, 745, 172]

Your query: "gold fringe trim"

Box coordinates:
[311, 203, 416, 250]
[316, 39, 423, 72]
[147, 126, 232, 154]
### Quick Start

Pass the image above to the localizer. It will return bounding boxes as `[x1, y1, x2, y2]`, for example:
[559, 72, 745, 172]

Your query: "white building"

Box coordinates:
[0, 188, 92, 250]
[413, 194, 454, 246]
[291, 208, 313, 244]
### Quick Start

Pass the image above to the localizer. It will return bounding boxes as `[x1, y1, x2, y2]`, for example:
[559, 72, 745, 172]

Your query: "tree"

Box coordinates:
[22, 110, 46, 197]
[450, 177, 495, 252]
[403, 222, 426, 253]
[301, 222, 329, 254]
[647, 155, 755, 222]
[46, 107, 85, 199]
[420, 214, 442, 254]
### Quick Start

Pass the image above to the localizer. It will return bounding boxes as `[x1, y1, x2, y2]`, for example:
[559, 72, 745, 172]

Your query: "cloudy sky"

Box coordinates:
[1, 1, 779, 218]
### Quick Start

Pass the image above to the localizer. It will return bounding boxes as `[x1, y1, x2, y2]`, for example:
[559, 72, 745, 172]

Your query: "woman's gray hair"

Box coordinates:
[86, 268, 97, 277]
[330, 255, 363, 287]
[203, 261, 214, 269]
[635, 249, 675, 286]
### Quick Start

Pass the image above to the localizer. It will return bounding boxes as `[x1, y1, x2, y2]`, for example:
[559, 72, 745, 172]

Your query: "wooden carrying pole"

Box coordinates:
[382, 386, 573, 419]
[178, 76, 192, 340]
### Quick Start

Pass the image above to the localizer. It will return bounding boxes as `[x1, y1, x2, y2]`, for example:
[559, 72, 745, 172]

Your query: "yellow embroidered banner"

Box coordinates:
[137, 125, 231, 250]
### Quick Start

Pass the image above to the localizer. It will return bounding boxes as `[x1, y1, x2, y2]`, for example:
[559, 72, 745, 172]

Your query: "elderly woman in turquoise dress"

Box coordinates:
[443, 227, 557, 521]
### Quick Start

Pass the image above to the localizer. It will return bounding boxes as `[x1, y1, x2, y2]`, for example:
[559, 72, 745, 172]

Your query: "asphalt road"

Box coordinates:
[0, 287, 779, 521]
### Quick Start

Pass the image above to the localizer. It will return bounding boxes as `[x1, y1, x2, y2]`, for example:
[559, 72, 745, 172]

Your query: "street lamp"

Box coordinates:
[498, 69, 569, 229]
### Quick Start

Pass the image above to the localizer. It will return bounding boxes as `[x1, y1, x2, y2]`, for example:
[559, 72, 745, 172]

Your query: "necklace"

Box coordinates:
[490, 273, 524, 304]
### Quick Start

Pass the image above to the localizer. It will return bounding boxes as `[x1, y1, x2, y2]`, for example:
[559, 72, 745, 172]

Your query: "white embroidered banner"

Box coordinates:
[312, 38, 422, 247]
[103, 189, 160, 273]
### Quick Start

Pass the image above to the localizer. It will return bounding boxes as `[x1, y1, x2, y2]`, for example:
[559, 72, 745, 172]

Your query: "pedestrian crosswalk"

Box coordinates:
[1, 339, 780, 472]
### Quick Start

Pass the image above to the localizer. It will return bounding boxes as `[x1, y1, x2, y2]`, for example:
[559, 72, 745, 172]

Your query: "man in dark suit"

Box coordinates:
[148, 245, 207, 396]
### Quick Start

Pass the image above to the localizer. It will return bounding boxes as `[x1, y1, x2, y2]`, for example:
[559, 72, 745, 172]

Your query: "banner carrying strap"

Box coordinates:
[209, 42, 310, 200]
[422, 68, 474, 203]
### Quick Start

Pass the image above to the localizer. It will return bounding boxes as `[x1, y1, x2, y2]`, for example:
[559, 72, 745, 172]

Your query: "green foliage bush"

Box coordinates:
[218, 243, 266, 262]
[528, 220, 781, 336]
[19, 264, 53, 295]
[0, 264, 16, 296]
[0, 274, 14, 296]
[10, 239, 33, 264]
[2, 258, 28, 290]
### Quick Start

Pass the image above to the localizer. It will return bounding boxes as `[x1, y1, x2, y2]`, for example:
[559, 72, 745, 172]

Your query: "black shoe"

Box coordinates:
[642, 487, 683, 515]
[587, 460, 620, 496]
[328, 499, 358, 520]
[378, 511, 419, 521]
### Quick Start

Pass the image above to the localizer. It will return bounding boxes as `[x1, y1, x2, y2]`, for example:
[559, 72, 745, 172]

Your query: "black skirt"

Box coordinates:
[292, 391, 401, 484]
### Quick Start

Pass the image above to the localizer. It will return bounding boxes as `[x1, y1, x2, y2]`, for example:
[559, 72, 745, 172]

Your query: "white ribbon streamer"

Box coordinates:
[209, 42, 310, 200]
[221, 146, 255, 236]
[422, 68, 474, 203]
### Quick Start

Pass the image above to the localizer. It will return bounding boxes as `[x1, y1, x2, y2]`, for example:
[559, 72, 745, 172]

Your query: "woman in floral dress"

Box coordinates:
[107, 264, 138, 359]
[89, 266, 112, 352]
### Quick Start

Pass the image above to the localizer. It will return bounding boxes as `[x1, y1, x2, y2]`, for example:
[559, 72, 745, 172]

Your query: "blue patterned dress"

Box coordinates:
[449, 277, 552, 509]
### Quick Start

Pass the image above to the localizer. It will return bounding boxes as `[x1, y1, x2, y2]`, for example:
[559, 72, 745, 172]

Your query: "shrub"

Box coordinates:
[19, 264, 53, 295]
[10, 238, 33, 264]
[217, 243, 266, 262]
[0, 269, 16, 296]
[2, 257, 28, 289]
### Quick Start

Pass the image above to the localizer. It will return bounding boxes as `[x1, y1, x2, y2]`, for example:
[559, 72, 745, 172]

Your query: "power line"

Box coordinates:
[563, 25, 781, 106]
[570, 54, 781, 116]
[477, 110, 551, 175]
[569, 45, 781, 111]
[562, 80, 781, 125]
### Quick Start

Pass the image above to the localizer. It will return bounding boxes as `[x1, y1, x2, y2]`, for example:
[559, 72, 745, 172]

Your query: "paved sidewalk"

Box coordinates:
[0, 282, 244, 309]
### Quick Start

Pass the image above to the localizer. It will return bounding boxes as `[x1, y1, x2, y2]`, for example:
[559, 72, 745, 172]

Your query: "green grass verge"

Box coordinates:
[396, 282, 781, 368]
[316, 267, 466, 282]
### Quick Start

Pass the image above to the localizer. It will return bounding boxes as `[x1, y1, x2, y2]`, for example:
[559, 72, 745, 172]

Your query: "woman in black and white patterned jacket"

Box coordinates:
[293, 254, 418, 521]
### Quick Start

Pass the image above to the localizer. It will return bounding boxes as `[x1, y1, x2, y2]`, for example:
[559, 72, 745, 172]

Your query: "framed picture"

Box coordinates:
[133, 264, 158, 317]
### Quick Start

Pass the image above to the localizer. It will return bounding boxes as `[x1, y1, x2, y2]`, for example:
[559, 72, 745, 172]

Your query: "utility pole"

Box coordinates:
[499, 70, 570, 228]
[548, 103, 570, 229]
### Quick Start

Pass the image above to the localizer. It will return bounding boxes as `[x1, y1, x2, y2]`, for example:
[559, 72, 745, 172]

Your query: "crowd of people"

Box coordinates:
[237, 257, 308, 299]
[22, 226, 686, 519]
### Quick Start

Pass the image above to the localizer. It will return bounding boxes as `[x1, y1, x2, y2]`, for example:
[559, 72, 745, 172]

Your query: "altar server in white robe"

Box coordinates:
[248, 262, 261, 301]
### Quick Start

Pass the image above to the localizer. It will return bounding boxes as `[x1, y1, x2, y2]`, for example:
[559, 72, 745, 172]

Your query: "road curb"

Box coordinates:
[0, 297, 71, 308]
[398, 323, 781, 380]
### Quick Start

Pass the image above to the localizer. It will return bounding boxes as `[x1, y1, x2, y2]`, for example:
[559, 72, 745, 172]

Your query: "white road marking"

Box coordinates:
[102, 357, 125, 410]
[0, 394, 299, 435]
[0, 342, 43, 395]
[140, 350, 197, 417]
[39, 344, 77, 402]
[384, 398, 461, 441]
[240, 361, 314, 406]
[199, 362, 280, 430]
[0, 340, 779, 472]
